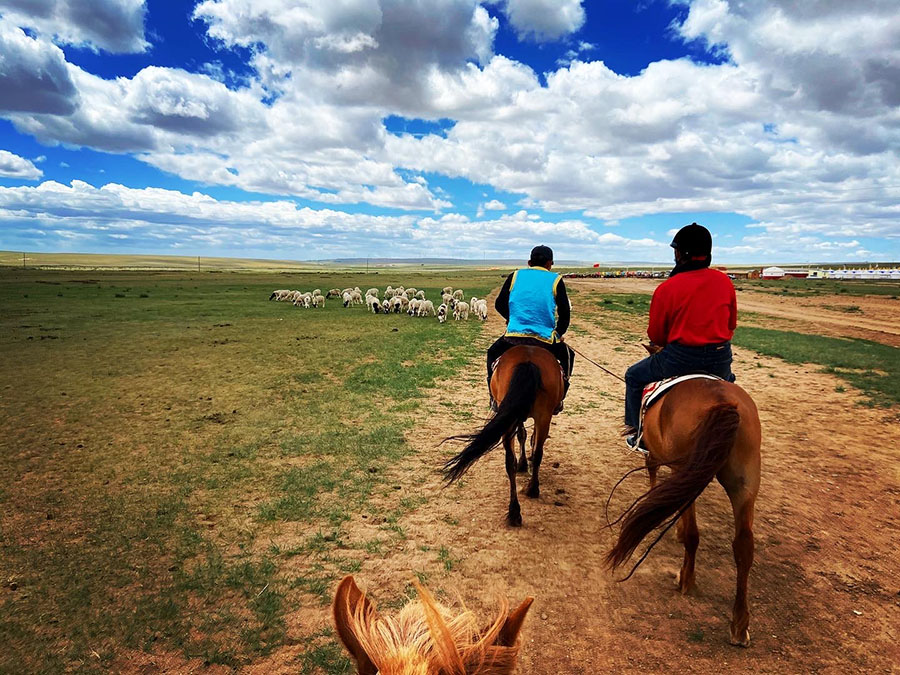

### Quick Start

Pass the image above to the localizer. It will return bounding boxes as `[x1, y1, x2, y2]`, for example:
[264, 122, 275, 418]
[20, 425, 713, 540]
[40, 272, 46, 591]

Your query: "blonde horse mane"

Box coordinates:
[333, 576, 532, 675]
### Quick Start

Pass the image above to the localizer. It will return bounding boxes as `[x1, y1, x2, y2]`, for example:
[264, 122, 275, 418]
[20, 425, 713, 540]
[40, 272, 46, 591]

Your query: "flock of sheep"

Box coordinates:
[268, 285, 489, 322]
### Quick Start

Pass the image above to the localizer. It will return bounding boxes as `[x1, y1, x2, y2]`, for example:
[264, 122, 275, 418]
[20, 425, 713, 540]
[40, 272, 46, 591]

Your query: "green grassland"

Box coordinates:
[733, 278, 900, 297]
[581, 289, 900, 407]
[0, 268, 502, 673]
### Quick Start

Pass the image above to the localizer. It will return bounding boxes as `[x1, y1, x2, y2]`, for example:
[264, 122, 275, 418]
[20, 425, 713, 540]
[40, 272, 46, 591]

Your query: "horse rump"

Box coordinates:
[442, 361, 541, 484]
[606, 401, 740, 573]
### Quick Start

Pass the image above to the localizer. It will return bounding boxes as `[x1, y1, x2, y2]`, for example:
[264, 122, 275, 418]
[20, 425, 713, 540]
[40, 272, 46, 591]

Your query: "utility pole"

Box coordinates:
[197, 256, 201, 272]
[22, 252, 26, 269]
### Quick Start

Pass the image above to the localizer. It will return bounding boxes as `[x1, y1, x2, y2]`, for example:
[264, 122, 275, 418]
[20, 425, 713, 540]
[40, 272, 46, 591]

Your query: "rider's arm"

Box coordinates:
[728, 281, 738, 332]
[646, 283, 669, 346]
[555, 279, 570, 336]
[494, 273, 513, 321]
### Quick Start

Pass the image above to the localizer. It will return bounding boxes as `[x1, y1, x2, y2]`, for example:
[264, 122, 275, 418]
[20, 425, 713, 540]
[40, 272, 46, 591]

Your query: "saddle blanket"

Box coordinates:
[636, 374, 724, 448]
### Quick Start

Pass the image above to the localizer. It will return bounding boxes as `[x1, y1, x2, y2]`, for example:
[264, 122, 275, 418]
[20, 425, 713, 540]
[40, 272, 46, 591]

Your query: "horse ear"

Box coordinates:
[496, 597, 534, 646]
[332, 576, 378, 675]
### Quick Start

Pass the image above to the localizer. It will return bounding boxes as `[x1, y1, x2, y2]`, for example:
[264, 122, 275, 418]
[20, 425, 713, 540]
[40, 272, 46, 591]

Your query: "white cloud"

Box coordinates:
[0, 180, 669, 260]
[0, 20, 78, 115]
[0, 150, 42, 179]
[500, 0, 585, 42]
[483, 199, 506, 210]
[0, 0, 148, 52]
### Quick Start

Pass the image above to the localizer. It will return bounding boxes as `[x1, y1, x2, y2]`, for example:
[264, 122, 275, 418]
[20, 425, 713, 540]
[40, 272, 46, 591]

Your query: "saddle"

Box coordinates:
[635, 374, 724, 448]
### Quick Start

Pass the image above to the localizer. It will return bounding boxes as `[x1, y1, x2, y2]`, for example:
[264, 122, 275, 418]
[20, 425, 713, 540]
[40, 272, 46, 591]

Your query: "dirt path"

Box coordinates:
[372, 292, 900, 673]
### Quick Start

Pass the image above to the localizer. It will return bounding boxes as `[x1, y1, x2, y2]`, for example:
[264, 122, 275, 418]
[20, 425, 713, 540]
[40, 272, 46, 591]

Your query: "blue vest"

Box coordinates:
[505, 268, 561, 343]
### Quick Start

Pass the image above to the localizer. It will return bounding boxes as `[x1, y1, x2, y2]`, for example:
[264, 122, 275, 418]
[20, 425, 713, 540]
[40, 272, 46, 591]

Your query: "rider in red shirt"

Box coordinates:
[624, 223, 737, 450]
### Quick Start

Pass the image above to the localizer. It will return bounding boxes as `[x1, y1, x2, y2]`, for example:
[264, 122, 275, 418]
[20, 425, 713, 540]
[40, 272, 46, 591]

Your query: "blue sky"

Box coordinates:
[1, 0, 898, 263]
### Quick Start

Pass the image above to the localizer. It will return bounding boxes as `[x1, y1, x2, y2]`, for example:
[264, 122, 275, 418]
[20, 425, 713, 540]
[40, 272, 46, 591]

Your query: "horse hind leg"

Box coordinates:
[504, 431, 522, 526]
[726, 488, 755, 647]
[516, 423, 528, 473]
[676, 502, 699, 594]
[525, 418, 549, 499]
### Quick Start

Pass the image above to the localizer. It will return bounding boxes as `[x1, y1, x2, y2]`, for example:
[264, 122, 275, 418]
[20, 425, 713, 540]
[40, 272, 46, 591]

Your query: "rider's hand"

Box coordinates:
[643, 342, 662, 355]
[558, 335, 566, 343]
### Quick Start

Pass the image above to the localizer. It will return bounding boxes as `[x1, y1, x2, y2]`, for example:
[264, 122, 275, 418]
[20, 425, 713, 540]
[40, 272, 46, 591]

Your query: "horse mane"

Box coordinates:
[343, 580, 522, 674]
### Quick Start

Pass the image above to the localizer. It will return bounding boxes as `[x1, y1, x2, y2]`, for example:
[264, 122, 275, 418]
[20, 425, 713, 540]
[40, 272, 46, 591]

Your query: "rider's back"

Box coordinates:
[648, 268, 736, 347]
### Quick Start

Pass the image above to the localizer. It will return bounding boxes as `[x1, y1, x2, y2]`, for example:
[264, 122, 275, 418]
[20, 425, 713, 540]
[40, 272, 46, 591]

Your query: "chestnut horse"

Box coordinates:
[443, 345, 564, 526]
[333, 575, 533, 675]
[606, 378, 761, 646]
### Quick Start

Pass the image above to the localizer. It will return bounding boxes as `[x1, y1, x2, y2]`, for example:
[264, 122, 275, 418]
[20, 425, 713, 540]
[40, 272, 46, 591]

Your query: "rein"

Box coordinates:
[569, 344, 626, 383]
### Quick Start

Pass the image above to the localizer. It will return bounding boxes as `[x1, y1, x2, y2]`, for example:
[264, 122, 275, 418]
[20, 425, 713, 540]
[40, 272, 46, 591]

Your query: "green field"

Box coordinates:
[0, 268, 503, 673]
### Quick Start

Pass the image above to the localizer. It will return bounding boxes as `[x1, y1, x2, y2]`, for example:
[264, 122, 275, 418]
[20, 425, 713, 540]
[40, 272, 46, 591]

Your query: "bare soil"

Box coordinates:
[333, 284, 900, 674]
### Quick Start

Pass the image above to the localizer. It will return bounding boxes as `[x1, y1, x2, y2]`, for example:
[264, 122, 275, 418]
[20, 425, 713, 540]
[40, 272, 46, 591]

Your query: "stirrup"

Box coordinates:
[624, 433, 649, 456]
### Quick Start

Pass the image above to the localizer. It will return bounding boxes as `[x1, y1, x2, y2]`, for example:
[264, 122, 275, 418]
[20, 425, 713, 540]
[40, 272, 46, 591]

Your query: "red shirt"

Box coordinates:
[647, 268, 737, 347]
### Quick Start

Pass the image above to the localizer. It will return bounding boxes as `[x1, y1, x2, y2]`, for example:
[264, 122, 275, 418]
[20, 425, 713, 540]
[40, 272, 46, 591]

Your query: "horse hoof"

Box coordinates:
[525, 486, 539, 499]
[516, 462, 528, 473]
[507, 513, 523, 527]
[729, 629, 750, 647]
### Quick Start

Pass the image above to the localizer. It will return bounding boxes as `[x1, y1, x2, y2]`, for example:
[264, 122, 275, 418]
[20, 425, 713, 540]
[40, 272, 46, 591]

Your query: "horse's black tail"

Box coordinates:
[442, 362, 541, 484]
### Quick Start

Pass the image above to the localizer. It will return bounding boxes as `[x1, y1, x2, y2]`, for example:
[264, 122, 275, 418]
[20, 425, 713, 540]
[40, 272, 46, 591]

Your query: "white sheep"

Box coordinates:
[269, 289, 291, 301]
[312, 294, 326, 308]
[453, 301, 469, 320]
[442, 286, 453, 295]
[342, 292, 353, 307]
[405, 287, 417, 297]
[452, 289, 464, 300]
[367, 294, 381, 313]
[469, 296, 477, 309]
[312, 289, 322, 297]
[437, 303, 448, 323]
[418, 300, 435, 317]
[327, 288, 342, 298]
[415, 290, 425, 300]
[475, 299, 488, 321]
[350, 290, 363, 305]
[366, 288, 379, 299]
[441, 292, 452, 307]
[381, 299, 391, 313]
[407, 298, 421, 316]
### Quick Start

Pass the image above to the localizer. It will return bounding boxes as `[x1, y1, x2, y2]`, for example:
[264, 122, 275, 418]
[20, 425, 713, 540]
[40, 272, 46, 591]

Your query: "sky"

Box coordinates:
[0, 0, 898, 264]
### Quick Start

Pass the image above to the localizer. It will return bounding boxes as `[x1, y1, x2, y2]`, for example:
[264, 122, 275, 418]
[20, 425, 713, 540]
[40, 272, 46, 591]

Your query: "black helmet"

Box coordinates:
[670, 223, 712, 257]
[529, 245, 554, 266]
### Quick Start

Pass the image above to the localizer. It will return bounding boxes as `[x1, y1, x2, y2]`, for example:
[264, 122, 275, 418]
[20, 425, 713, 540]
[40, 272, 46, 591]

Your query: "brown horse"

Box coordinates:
[606, 378, 761, 646]
[443, 345, 564, 526]
[333, 575, 533, 674]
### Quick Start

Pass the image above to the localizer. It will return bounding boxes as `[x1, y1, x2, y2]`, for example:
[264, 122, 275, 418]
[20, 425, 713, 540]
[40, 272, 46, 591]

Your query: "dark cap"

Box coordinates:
[528, 245, 554, 266]
[670, 223, 712, 256]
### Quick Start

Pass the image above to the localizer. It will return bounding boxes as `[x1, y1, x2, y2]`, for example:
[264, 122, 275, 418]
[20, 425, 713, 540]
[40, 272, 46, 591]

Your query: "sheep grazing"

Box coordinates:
[391, 296, 404, 313]
[441, 292, 452, 307]
[367, 294, 381, 313]
[381, 299, 391, 313]
[437, 303, 448, 323]
[415, 290, 425, 300]
[269, 289, 291, 301]
[452, 289, 464, 300]
[327, 288, 342, 298]
[475, 298, 488, 321]
[453, 301, 470, 320]
[366, 288, 379, 299]
[312, 289, 322, 297]
[342, 292, 353, 308]
[407, 298, 421, 316]
[470, 296, 478, 308]
[312, 294, 326, 308]
[350, 290, 363, 305]
[405, 287, 417, 297]
[418, 299, 435, 317]
[442, 286, 453, 295]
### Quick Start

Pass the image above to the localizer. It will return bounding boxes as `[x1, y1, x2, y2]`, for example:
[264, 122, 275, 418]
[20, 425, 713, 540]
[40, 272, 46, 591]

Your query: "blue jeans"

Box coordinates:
[624, 342, 735, 429]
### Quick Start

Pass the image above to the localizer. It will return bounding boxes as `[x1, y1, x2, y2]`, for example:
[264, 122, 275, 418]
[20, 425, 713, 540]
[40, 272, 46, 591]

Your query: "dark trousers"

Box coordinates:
[487, 336, 575, 395]
[624, 341, 735, 429]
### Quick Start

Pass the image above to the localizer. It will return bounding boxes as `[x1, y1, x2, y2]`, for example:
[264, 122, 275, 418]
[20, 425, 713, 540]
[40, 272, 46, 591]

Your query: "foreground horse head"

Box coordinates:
[333, 575, 533, 675]
[442, 345, 563, 526]
[606, 378, 761, 647]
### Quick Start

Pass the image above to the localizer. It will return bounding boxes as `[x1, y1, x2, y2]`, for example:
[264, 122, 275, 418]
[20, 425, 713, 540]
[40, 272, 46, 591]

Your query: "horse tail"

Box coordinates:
[606, 401, 740, 573]
[442, 362, 541, 484]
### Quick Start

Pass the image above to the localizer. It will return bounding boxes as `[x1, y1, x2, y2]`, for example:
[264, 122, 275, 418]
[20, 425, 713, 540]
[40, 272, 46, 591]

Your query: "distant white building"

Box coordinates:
[761, 266, 785, 279]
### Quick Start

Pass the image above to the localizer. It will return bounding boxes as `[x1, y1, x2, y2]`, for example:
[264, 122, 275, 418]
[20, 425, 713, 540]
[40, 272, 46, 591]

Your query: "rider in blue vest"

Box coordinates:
[486, 245, 574, 413]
